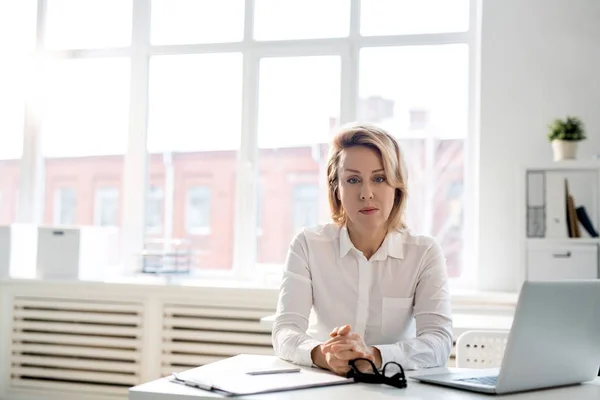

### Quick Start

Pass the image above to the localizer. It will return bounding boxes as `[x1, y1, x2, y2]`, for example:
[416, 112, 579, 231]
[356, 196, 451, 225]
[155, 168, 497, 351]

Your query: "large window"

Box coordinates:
[16, 0, 476, 283]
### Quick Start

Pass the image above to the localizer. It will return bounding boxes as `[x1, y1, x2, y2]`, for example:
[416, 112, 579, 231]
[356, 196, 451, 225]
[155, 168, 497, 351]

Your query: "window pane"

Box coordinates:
[186, 186, 211, 234]
[254, 0, 350, 41]
[292, 184, 320, 233]
[0, 0, 36, 225]
[148, 54, 242, 152]
[151, 0, 244, 45]
[41, 58, 129, 227]
[361, 0, 469, 36]
[360, 45, 468, 138]
[53, 187, 77, 225]
[146, 185, 163, 233]
[45, 0, 133, 49]
[94, 187, 120, 226]
[257, 56, 340, 266]
[41, 59, 131, 157]
[359, 45, 468, 278]
[147, 54, 242, 271]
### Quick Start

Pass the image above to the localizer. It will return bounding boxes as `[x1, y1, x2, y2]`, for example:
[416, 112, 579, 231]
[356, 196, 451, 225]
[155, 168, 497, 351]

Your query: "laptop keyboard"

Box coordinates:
[456, 375, 498, 386]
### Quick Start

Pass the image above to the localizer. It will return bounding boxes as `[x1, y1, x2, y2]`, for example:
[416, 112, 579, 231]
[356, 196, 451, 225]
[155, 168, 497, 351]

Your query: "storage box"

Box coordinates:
[0, 224, 38, 279]
[36, 226, 120, 280]
[527, 242, 599, 281]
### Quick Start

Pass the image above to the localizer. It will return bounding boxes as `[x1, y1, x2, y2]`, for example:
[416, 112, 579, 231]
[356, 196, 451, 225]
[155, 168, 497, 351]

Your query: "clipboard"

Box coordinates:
[170, 355, 354, 396]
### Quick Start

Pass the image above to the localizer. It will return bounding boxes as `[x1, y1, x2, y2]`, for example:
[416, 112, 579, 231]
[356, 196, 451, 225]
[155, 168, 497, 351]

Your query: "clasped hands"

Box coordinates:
[311, 324, 382, 376]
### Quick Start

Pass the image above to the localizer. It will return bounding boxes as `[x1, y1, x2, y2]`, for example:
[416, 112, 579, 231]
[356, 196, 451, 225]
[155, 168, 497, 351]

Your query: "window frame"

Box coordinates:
[18, 0, 479, 286]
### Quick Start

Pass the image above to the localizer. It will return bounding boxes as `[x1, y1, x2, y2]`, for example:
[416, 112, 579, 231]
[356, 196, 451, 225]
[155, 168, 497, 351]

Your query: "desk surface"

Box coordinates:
[130, 364, 600, 400]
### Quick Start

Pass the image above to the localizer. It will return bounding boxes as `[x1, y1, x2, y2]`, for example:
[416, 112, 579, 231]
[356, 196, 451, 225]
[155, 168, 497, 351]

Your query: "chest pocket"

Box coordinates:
[382, 296, 414, 336]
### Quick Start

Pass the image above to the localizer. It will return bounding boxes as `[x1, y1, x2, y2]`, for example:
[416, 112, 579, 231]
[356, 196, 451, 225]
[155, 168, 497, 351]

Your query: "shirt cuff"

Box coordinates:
[371, 344, 395, 370]
[296, 339, 323, 367]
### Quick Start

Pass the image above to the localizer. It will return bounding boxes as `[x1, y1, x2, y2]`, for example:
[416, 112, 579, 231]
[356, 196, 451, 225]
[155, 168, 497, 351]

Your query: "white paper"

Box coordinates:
[176, 354, 354, 396]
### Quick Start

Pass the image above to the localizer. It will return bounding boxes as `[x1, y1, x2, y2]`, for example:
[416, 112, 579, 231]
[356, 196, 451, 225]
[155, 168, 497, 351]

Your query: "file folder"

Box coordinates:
[170, 354, 354, 396]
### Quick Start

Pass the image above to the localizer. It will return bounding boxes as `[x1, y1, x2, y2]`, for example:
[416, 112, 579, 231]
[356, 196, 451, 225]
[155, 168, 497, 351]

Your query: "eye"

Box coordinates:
[346, 177, 360, 184]
[374, 176, 386, 183]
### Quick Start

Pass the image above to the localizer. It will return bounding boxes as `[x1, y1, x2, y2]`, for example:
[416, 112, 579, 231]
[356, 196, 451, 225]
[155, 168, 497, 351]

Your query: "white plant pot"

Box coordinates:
[551, 140, 578, 161]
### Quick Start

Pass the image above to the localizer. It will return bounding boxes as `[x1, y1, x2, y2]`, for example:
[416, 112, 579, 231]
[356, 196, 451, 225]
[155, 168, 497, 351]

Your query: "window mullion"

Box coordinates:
[17, 0, 47, 225]
[340, 0, 360, 125]
[462, 0, 482, 288]
[232, 0, 259, 278]
[350, 0, 360, 39]
[121, 0, 150, 275]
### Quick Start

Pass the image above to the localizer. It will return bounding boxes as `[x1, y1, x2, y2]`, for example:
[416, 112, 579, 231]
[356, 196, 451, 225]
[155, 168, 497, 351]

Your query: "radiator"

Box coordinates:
[8, 296, 144, 398]
[160, 303, 274, 376]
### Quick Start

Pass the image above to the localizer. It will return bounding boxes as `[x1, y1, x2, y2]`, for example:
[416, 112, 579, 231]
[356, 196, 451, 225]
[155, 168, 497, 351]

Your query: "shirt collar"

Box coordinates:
[339, 226, 404, 260]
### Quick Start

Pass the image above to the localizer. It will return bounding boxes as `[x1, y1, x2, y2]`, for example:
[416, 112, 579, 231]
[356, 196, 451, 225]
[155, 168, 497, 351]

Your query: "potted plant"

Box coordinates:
[547, 116, 586, 161]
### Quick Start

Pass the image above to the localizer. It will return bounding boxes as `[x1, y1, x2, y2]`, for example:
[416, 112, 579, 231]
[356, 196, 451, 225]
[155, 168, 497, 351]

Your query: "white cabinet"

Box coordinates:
[527, 242, 598, 281]
[522, 161, 600, 283]
[36, 226, 120, 280]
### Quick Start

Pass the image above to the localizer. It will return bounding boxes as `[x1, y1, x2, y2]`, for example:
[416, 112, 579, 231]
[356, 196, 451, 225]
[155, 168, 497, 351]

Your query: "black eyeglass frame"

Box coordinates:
[346, 358, 407, 389]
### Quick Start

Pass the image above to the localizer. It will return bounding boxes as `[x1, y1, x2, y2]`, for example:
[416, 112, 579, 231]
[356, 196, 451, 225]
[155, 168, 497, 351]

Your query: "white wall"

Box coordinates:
[478, 0, 600, 291]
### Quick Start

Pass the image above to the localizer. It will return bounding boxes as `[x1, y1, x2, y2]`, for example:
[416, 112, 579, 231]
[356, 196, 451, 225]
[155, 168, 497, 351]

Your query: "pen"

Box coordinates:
[246, 367, 302, 376]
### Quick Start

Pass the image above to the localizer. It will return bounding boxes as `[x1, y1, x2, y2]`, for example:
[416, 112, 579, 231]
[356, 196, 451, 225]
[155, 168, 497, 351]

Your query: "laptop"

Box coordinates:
[412, 280, 600, 394]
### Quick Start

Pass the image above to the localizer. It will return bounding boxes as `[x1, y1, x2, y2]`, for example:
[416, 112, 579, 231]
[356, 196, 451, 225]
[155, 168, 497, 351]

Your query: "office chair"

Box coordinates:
[455, 330, 509, 368]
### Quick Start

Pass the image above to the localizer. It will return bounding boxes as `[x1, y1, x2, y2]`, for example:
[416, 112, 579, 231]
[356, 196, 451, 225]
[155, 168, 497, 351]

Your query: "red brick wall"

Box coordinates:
[0, 141, 464, 275]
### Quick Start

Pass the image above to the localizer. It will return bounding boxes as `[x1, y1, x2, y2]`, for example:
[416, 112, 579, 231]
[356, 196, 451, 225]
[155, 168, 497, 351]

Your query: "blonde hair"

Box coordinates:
[326, 123, 408, 230]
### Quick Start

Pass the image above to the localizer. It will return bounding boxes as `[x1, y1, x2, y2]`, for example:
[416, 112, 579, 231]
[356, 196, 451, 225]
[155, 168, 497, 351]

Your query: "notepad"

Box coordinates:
[171, 354, 354, 396]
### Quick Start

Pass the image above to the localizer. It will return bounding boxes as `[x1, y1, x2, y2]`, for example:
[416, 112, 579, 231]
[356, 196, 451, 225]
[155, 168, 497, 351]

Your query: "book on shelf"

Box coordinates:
[576, 206, 599, 238]
[565, 179, 580, 238]
[564, 178, 599, 238]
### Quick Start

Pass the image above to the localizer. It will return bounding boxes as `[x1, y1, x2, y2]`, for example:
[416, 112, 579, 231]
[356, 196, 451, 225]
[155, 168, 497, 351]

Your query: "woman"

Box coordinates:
[271, 123, 453, 376]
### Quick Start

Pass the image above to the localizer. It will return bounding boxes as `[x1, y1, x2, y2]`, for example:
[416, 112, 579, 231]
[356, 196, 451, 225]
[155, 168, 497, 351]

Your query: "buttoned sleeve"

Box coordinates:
[271, 231, 322, 367]
[372, 241, 453, 369]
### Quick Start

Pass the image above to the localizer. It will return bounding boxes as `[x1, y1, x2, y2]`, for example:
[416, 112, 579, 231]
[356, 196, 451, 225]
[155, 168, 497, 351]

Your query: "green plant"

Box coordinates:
[547, 116, 586, 142]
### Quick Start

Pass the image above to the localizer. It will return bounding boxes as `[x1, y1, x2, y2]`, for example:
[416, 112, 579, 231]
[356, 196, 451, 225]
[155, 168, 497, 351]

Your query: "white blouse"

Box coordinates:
[271, 223, 453, 370]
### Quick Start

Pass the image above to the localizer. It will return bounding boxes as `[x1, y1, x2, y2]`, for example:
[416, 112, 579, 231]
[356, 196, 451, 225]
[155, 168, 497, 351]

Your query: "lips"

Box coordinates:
[359, 207, 378, 215]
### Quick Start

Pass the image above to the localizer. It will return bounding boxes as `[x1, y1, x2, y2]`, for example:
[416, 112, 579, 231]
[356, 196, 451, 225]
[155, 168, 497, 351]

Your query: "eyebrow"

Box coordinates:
[344, 168, 384, 174]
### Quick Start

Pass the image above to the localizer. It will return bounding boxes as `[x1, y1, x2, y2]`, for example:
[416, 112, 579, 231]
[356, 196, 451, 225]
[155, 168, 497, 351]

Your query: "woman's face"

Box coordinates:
[337, 146, 395, 234]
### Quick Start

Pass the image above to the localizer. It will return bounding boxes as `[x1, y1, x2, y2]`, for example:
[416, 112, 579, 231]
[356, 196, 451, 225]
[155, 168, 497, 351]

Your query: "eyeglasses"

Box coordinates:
[346, 358, 407, 389]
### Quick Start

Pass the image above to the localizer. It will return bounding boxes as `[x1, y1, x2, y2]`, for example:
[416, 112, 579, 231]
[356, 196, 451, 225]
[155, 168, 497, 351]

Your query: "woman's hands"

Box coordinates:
[311, 324, 382, 376]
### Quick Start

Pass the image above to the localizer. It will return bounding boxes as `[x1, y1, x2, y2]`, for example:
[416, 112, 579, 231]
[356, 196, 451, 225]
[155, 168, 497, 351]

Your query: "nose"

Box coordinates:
[360, 182, 374, 200]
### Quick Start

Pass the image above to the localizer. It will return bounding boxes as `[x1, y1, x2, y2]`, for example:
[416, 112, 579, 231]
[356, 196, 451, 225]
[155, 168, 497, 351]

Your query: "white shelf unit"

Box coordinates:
[520, 161, 600, 283]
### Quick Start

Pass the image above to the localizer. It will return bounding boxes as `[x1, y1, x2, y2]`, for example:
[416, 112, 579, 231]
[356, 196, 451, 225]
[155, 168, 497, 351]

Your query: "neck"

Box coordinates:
[346, 223, 388, 260]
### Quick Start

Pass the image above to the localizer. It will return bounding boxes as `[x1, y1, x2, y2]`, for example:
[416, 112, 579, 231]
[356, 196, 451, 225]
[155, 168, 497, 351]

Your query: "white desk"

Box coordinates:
[129, 360, 600, 400]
